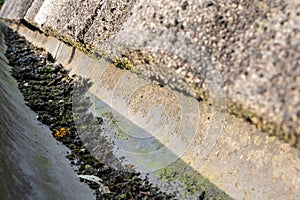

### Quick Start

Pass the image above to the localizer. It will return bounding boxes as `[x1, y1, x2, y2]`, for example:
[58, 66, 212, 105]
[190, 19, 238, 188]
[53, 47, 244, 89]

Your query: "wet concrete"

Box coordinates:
[9, 22, 300, 199]
[0, 23, 95, 200]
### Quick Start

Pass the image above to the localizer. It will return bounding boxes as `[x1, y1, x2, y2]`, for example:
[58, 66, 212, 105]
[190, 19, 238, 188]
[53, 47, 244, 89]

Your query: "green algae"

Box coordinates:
[113, 57, 141, 74]
[155, 160, 231, 199]
[192, 78, 299, 148]
[43, 25, 142, 76]
[102, 112, 127, 140]
[227, 100, 299, 148]
[43, 26, 94, 57]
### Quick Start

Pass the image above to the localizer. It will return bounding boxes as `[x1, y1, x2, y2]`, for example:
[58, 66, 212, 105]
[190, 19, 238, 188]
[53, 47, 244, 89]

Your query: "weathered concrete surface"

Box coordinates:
[1, 0, 299, 148]
[0, 0, 34, 20]
[24, 0, 44, 23]
[8, 23, 300, 199]
[0, 24, 95, 200]
[1, 0, 300, 148]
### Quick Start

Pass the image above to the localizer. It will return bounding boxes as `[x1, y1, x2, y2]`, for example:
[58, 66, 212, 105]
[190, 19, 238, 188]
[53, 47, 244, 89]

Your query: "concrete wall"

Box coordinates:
[1, 0, 299, 148]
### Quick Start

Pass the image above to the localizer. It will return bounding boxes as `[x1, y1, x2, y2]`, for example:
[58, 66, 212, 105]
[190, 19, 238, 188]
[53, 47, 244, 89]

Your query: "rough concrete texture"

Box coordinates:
[106, 0, 300, 148]
[0, 23, 95, 200]
[0, 0, 299, 147]
[8, 24, 300, 199]
[24, 0, 44, 23]
[0, 0, 34, 20]
[29, 0, 134, 47]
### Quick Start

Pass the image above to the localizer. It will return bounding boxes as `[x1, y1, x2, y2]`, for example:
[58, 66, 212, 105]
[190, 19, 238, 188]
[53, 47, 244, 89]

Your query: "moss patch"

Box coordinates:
[156, 160, 231, 199]
[113, 57, 140, 74]
[227, 100, 299, 148]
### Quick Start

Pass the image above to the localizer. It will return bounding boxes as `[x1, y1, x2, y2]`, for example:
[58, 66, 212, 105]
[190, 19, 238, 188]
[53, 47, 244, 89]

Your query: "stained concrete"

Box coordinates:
[0, 23, 95, 200]
[0, 0, 300, 198]
[8, 22, 300, 200]
[1, 0, 299, 148]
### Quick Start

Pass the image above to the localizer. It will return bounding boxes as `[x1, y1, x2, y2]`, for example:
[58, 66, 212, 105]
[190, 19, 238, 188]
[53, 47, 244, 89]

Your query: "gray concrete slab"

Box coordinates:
[29, 0, 134, 47]
[24, 0, 44, 24]
[0, 0, 34, 20]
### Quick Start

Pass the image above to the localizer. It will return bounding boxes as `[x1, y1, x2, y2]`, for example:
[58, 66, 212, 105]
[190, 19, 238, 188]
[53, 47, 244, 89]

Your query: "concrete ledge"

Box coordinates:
[1, 0, 299, 148]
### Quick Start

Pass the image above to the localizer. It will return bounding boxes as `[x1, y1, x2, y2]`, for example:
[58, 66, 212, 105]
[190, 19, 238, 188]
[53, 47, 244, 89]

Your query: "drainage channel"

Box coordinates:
[2, 20, 300, 200]
[0, 25, 95, 200]
[1, 23, 230, 199]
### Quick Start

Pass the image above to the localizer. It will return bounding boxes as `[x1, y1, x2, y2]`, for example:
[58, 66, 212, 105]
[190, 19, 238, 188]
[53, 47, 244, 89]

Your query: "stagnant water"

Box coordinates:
[0, 24, 95, 200]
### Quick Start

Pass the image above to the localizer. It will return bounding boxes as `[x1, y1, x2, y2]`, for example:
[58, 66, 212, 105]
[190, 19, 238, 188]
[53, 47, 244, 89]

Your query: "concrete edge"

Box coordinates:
[4, 18, 299, 149]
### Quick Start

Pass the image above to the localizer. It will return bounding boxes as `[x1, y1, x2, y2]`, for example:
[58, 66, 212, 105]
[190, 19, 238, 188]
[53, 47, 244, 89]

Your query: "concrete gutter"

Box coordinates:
[0, 0, 300, 199]
[3, 21, 299, 200]
[0, 23, 95, 200]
